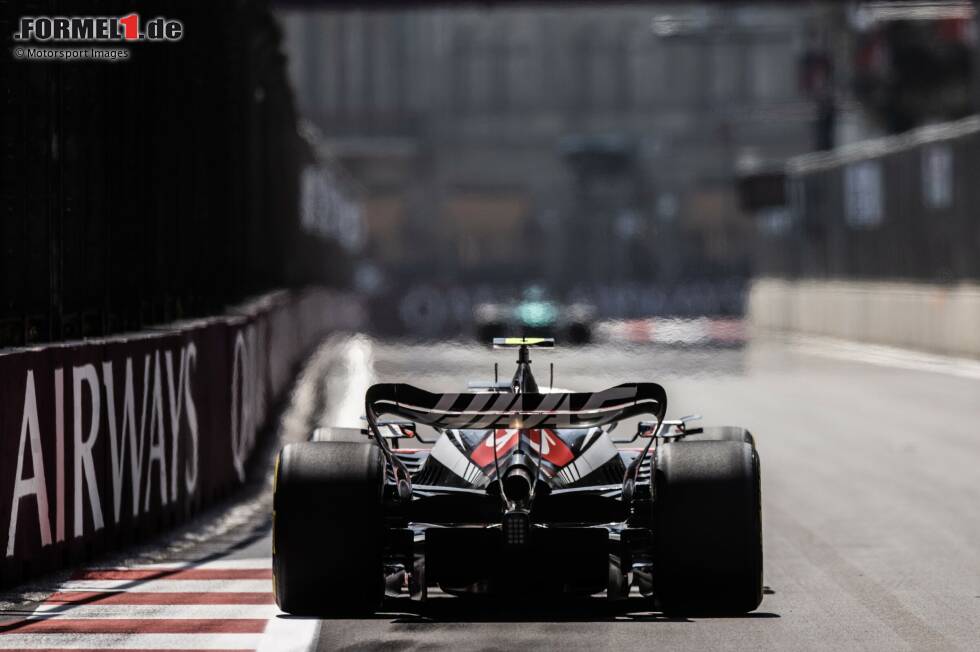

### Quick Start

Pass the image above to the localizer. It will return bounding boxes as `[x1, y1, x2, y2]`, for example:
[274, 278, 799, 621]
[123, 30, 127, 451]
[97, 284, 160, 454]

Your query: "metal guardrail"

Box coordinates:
[755, 114, 980, 282]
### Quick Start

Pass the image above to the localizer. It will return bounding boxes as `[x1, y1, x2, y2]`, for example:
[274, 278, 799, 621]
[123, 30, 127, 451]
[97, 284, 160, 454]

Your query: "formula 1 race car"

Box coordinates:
[272, 338, 762, 616]
[474, 286, 596, 344]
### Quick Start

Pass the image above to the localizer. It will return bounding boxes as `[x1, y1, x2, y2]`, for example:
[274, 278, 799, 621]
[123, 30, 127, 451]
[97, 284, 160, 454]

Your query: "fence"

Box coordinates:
[0, 1, 350, 348]
[755, 115, 980, 282]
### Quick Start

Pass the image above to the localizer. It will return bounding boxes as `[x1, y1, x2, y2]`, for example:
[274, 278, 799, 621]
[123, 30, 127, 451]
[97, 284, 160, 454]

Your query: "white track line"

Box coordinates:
[57, 579, 271, 592]
[329, 334, 376, 427]
[256, 615, 320, 652]
[86, 557, 273, 571]
[791, 334, 980, 380]
[25, 604, 278, 619]
[0, 632, 263, 649]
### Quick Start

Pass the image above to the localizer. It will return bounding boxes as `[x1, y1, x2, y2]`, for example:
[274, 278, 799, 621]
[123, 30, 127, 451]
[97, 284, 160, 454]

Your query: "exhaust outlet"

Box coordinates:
[502, 464, 533, 501]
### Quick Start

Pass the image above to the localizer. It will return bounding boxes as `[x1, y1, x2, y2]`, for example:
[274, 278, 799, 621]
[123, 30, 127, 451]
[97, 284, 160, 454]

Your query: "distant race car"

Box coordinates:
[272, 337, 762, 615]
[474, 286, 595, 344]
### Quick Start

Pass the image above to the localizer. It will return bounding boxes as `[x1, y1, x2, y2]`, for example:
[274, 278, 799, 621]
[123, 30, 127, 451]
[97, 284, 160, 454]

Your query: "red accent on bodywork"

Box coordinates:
[470, 429, 519, 468]
[469, 428, 574, 468]
[530, 428, 574, 466]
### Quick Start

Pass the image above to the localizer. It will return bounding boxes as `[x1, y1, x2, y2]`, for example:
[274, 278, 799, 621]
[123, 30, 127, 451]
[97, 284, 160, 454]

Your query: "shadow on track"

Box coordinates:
[274, 596, 780, 624]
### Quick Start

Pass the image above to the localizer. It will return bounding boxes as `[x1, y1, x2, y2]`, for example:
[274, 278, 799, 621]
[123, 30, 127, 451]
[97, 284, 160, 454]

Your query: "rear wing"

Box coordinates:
[365, 382, 666, 434]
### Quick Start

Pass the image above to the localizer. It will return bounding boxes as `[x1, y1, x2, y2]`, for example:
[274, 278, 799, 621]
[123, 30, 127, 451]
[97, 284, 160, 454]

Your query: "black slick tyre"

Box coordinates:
[273, 441, 385, 616]
[653, 440, 762, 615]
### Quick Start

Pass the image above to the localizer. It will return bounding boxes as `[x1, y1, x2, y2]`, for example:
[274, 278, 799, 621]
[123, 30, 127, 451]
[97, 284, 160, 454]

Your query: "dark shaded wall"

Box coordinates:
[0, 1, 339, 348]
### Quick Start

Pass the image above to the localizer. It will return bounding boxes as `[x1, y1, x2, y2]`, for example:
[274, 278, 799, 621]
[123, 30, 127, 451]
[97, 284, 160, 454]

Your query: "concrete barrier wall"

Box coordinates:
[0, 289, 361, 586]
[748, 279, 980, 357]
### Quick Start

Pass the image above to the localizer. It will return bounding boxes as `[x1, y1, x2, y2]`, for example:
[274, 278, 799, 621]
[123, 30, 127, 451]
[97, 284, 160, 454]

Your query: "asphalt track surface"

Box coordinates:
[2, 333, 980, 651]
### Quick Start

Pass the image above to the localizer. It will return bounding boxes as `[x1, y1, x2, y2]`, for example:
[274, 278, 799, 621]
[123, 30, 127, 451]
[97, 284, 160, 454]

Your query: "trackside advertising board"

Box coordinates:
[0, 290, 356, 586]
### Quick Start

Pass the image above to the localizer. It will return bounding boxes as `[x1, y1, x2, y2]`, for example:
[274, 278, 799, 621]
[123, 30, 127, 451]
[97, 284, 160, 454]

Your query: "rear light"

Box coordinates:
[503, 511, 529, 547]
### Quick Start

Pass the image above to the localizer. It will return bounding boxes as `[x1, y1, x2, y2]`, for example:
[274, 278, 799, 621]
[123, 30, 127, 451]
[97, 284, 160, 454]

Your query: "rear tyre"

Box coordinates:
[476, 322, 504, 343]
[678, 425, 755, 447]
[273, 441, 385, 616]
[653, 440, 762, 615]
[567, 322, 592, 345]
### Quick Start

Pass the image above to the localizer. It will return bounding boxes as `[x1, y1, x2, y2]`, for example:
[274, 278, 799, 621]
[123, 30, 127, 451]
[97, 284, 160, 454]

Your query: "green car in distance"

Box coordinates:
[475, 286, 595, 344]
